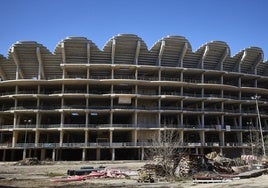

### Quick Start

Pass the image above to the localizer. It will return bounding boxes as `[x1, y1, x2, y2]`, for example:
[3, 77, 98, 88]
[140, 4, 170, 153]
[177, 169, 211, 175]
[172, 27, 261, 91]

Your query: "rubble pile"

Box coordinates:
[15, 157, 41, 165]
[174, 153, 204, 177]
[140, 151, 267, 183]
[206, 152, 246, 174]
[140, 153, 206, 182]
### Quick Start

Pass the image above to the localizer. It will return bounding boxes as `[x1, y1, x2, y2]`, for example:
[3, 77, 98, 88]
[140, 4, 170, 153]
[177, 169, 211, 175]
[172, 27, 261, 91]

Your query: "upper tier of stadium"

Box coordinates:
[0, 34, 267, 80]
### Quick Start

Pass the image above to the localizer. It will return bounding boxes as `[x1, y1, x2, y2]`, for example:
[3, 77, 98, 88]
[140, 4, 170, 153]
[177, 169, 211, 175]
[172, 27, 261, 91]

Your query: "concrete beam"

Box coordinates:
[87, 42, 91, 64]
[238, 50, 247, 73]
[11, 47, 24, 79]
[134, 40, 141, 65]
[217, 47, 229, 71]
[253, 53, 263, 74]
[158, 40, 165, 66]
[198, 45, 209, 69]
[111, 39, 116, 64]
[178, 42, 188, 67]
[36, 47, 45, 79]
[61, 42, 66, 63]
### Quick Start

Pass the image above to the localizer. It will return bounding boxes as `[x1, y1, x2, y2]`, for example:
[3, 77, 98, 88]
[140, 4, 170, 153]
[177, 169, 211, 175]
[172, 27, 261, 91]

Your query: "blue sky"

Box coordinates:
[0, 0, 268, 59]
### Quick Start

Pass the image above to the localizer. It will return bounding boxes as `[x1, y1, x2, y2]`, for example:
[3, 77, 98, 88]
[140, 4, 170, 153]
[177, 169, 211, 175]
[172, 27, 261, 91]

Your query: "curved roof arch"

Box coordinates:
[195, 41, 231, 70]
[1, 34, 268, 79]
[151, 36, 192, 67]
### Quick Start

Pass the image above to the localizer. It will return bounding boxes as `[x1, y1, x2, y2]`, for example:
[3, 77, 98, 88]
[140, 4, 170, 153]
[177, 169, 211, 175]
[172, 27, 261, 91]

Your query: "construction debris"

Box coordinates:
[15, 157, 41, 166]
[137, 167, 155, 183]
[51, 166, 137, 182]
[139, 151, 268, 184]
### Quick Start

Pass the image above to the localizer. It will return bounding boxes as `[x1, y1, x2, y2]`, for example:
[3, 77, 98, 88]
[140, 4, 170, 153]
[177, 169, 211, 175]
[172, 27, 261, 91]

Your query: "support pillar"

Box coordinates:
[82, 148, 86, 161]
[141, 147, 144, 160]
[199, 131, 205, 146]
[52, 149, 56, 161]
[199, 147, 204, 155]
[111, 148, 115, 161]
[12, 131, 18, 148]
[60, 130, 64, 147]
[23, 148, 26, 159]
[35, 130, 40, 147]
[237, 132, 243, 145]
[219, 148, 223, 155]
[96, 148, 100, 160]
[219, 131, 225, 146]
[41, 149, 46, 161]
[133, 130, 137, 146]
[179, 130, 184, 145]
[2, 149, 6, 161]
[85, 130, 88, 146]
[109, 129, 113, 146]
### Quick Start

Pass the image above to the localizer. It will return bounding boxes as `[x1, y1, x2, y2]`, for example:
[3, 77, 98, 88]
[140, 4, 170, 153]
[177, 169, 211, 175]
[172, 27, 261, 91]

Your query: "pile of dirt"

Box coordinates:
[15, 157, 41, 165]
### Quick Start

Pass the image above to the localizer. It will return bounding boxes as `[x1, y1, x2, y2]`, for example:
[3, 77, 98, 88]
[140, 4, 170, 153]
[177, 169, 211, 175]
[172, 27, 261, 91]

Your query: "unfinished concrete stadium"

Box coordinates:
[0, 34, 267, 161]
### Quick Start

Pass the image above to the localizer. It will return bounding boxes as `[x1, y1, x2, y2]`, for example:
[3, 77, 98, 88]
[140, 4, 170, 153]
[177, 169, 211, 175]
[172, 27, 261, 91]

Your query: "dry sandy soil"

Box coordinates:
[0, 161, 268, 188]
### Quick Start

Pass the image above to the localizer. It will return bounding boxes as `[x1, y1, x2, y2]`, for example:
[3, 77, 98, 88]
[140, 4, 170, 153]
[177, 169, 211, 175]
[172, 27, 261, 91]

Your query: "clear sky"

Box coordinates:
[0, 0, 268, 59]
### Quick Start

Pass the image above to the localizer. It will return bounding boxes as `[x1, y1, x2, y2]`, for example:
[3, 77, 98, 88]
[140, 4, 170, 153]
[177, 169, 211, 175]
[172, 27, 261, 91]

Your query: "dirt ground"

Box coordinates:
[0, 161, 268, 188]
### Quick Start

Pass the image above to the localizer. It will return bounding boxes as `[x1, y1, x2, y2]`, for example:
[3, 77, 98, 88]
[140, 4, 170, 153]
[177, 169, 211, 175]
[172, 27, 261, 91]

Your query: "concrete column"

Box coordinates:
[13, 113, 17, 128]
[199, 147, 204, 155]
[60, 131, 64, 147]
[133, 130, 137, 146]
[35, 130, 40, 147]
[180, 113, 183, 128]
[158, 130, 161, 142]
[219, 148, 223, 155]
[29, 149, 32, 158]
[179, 130, 184, 145]
[85, 130, 88, 146]
[199, 131, 205, 146]
[109, 129, 113, 146]
[201, 114, 204, 128]
[36, 113, 40, 128]
[110, 111, 113, 126]
[23, 148, 27, 159]
[41, 149, 46, 161]
[111, 148, 115, 161]
[134, 111, 138, 128]
[60, 112, 64, 128]
[219, 131, 225, 146]
[2, 149, 6, 161]
[85, 112, 89, 128]
[237, 132, 243, 145]
[141, 147, 144, 160]
[96, 148, 100, 160]
[52, 149, 56, 161]
[12, 131, 18, 147]
[82, 148, 86, 161]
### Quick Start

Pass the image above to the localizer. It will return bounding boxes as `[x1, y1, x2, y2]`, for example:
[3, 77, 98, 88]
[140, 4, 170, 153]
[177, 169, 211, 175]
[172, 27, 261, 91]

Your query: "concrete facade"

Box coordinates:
[0, 34, 267, 161]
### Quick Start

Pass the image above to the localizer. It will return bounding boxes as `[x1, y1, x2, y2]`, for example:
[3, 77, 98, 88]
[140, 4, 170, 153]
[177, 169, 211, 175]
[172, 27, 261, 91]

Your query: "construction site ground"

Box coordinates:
[0, 161, 268, 188]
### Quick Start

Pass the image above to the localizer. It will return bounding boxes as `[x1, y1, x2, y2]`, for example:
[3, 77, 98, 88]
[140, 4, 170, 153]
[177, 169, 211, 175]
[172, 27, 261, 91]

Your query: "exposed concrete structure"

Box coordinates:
[0, 34, 268, 161]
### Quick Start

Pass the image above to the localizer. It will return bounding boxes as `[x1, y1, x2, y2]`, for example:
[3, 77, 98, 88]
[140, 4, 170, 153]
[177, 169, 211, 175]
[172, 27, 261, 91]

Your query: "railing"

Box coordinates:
[137, 76, 159, 81]
[0, 125, 13, 129]
[1, 123, 268, 130]
[0, 141, 253, 149]
[113, 75, 135, 79]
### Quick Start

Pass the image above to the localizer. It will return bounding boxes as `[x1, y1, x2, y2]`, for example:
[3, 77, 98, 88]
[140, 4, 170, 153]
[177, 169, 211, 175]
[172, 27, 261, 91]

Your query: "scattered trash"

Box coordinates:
[51, 166, 137, 182]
